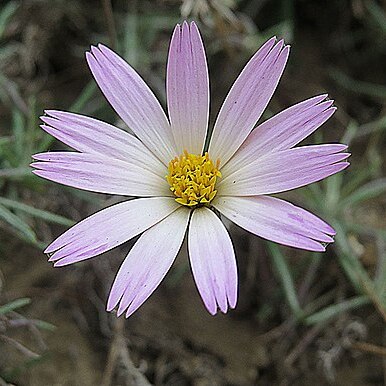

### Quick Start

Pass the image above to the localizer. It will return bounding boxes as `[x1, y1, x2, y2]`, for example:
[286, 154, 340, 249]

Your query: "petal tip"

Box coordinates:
[282, 45, 291, 55]
[203, 300, 218, 315]
[85, 50, 96, 62]
[90, 45, 100, 56]
[106, 294, 118, 312]
[329, 106, 337, 113]
[47, 254, 56, 262]
[228, 294, 238, 310]
[85, 50, 93, 63]
[44, 245, 53, 254]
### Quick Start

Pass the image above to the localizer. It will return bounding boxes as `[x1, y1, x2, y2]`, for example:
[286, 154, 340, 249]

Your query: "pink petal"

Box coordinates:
[167, 21, 209, 155]
[188, 207, 237, 315]
[45, 198, 179, 266]
[31, 152, 170, 197]
[40, 111, 165, 176]
[208, 38, 290, 167]
[213, 196, 336, 251]
[223, 95, 336, 175]
[107, 207, 190, 318]
[218, 144, 350, 196]
[86, 44, 177, 165]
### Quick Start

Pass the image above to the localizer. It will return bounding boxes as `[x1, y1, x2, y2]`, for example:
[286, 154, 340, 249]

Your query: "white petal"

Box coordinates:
[107, 207, 190, 317]
[188, 207, 237, 314]
[167, 21, 209, 154]
[208, 38, 289, 167]
[213, 196, 335, 251]
[217, 144, 349, 196]
[31, 152, 170, 197]
[86, 45, 177, 165]
[41, 110, 165, 177]
[45, 197, 180, 266]
[222, 95, 335, 176]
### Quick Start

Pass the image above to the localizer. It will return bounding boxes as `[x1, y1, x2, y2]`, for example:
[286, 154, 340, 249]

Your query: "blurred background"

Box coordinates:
[0, 0, 385, 385]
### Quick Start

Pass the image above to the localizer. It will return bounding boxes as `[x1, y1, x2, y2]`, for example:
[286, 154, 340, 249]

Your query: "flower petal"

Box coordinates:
[188, 207, 237, 315]
[166, 21, 209, 155]
[46, 197, 179, 266]
[107, 207, 190, 318]
[222, 95, 336, 175]
[218, 144, 350, 196]
[208, 38, 290, 167]
[40, 111, 166, 177]
[213, 196, 335, 251]
[86, 44, 177, 164]
[31, 152, 170, 197]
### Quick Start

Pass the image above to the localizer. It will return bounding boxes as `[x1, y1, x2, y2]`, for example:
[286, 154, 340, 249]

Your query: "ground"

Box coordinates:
[1, 0, 386, 385]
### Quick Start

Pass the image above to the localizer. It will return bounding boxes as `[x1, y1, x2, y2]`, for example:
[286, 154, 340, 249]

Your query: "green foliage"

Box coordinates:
[0, 297, 30, 315]
[269, 107, 386, 326]
[0, 0, 386, 381]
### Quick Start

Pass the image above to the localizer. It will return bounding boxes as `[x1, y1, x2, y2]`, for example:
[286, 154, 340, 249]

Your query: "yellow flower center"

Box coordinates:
[166, 150, 221, 207]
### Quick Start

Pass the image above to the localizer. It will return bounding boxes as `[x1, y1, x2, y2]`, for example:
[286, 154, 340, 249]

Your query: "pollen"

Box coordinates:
[166, 150, 221, 207]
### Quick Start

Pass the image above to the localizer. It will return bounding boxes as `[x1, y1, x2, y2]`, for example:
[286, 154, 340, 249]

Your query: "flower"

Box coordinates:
[31, 21, 349, 317]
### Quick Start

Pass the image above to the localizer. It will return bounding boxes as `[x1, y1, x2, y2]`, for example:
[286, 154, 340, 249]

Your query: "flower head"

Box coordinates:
[167, 151, 221, 206]
[32, 21, 349, 317]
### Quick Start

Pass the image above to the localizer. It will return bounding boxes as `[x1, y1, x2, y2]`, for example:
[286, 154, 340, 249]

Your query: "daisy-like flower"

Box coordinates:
[31, 21, 349, 317]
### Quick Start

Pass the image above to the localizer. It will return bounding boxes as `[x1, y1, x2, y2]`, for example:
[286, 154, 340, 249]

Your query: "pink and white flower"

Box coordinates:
[32, 21, 349, 317]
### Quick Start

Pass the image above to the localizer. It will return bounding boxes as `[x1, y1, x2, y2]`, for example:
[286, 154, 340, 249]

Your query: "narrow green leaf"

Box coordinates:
[366, 0, 386, 35]
[340, 120, 358, 145]
[267, 242, 303, 319]
[354, 115, 386, 139]
[69, 81, 97, 113]
[123, 9, 139, 67]
[341, 167, 372, 197]
[12, 108, 25, 161]
[33, 320, 56, 331]
[0, 203, 37, 242]
[341, 178, 386, 207]
[0, 167, 31, 178]
[304, 296, 369, 325]
[325, 173, 343, 211]
[0, 197, 74, 226]
[0, 1, 19, 39]
[330, 68, 386, 99]
[0, 298, 31, 315]
[333, 221, 373, 293]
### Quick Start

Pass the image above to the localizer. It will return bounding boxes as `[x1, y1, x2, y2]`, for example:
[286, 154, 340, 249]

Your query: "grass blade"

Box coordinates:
[267, 242, 303, 319]
[341, 178, 386, 207]
[0, 298, 31, 315]
[304, 296, 368, 325]
[0, 197, 74, 226]
[0, 203, 37, 242]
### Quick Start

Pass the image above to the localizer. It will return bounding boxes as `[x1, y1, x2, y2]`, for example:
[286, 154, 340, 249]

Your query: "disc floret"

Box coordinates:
[167, 150, 221, 207]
